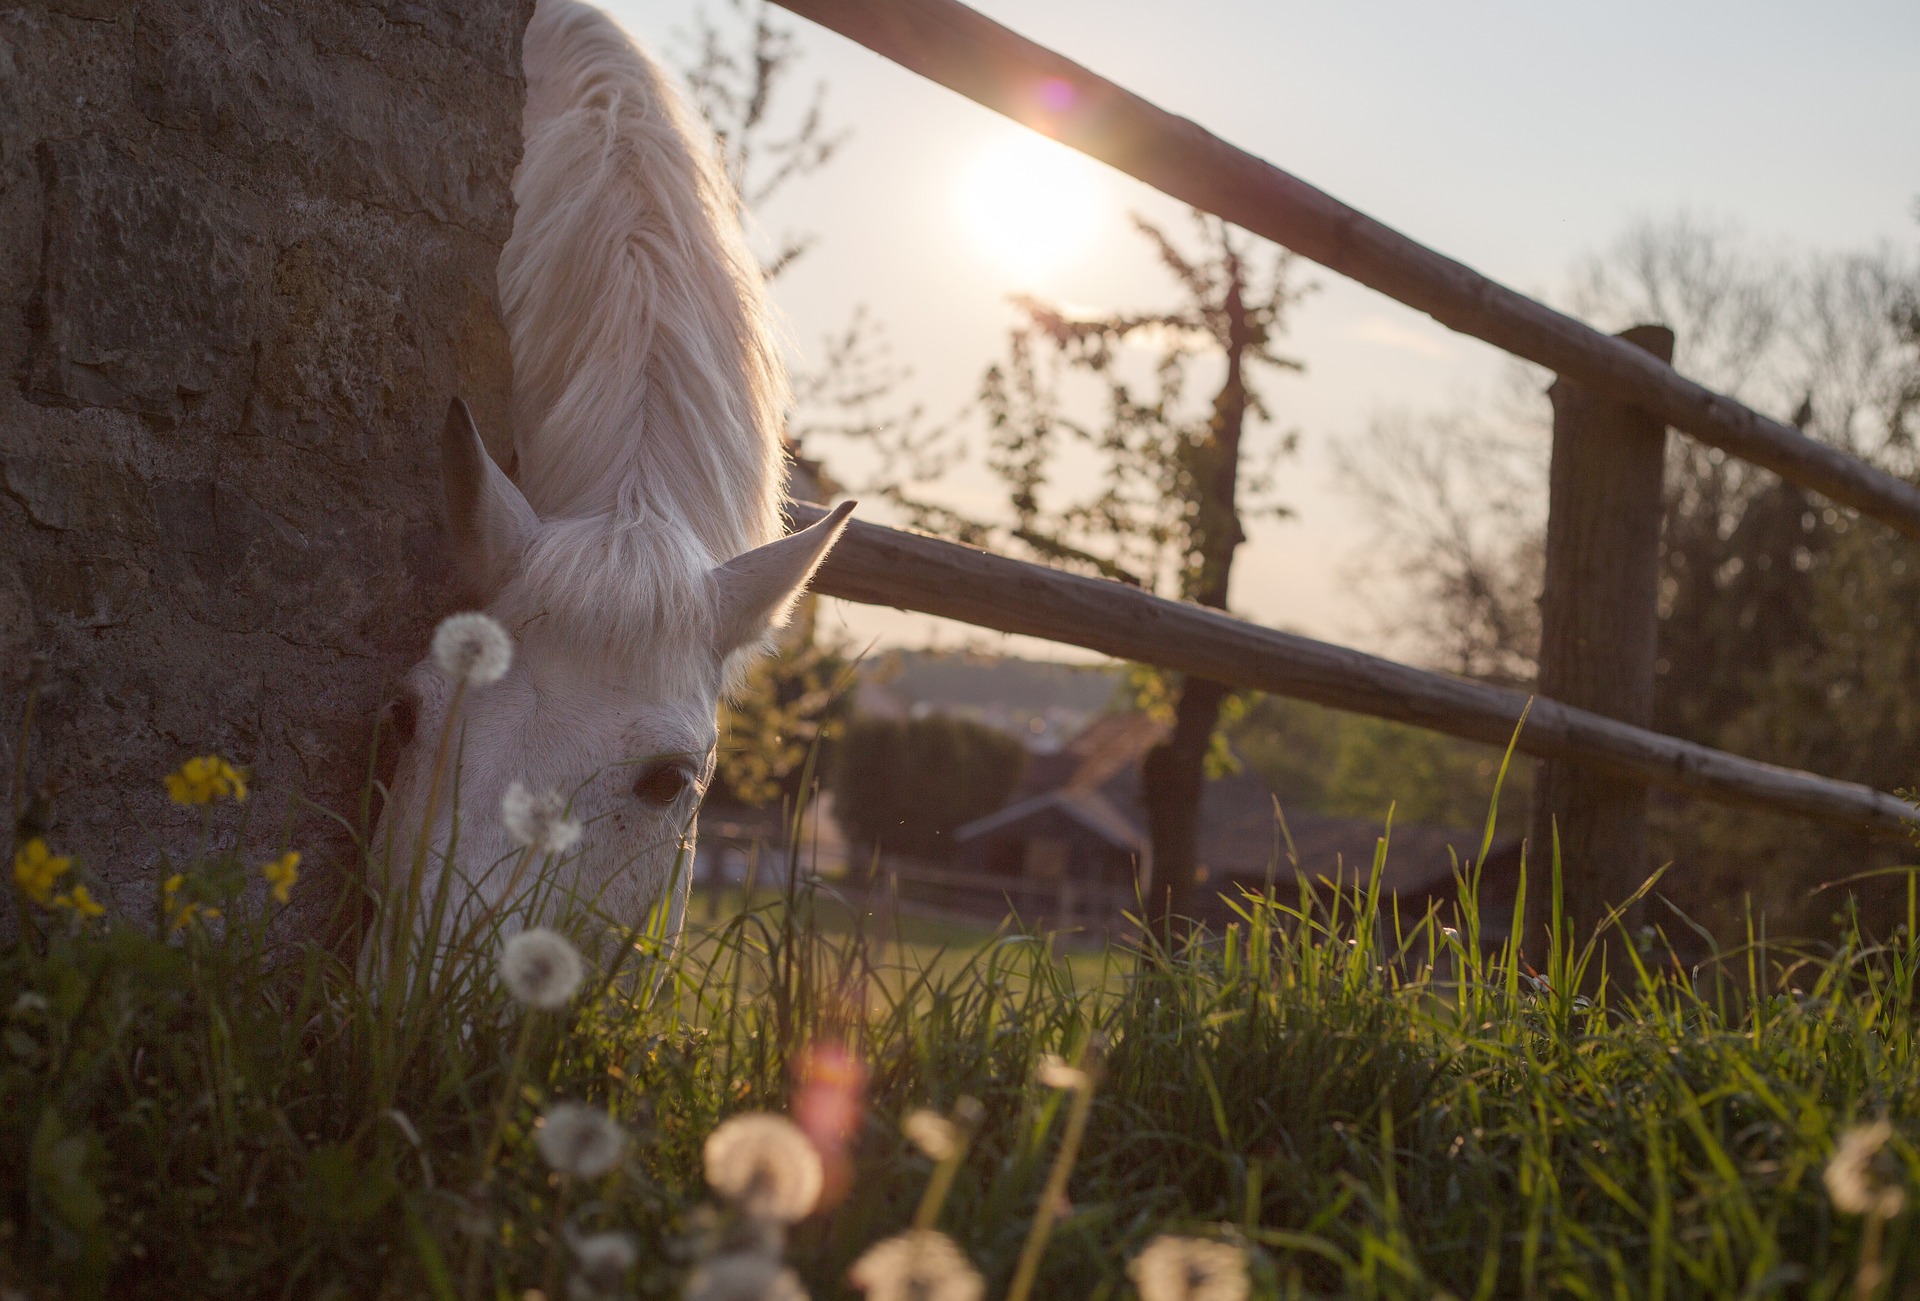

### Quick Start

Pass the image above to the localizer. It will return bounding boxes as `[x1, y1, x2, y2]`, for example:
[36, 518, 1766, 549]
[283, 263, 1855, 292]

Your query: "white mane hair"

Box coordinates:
[496, 0, 789, 680]
[367, 0, 852, 973]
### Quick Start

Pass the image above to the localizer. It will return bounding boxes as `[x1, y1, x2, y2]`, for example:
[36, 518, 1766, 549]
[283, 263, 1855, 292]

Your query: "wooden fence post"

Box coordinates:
[1527, 324, 1674, 967]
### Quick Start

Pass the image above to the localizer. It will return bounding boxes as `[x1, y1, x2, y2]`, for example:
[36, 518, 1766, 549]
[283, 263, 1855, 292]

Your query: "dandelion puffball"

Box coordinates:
[431, 611, 513, 686]
[566, 1228, 638, 1295]
[683, 1251, 810, 1301]
[702, 1112, 824, 1223]
[1825, 1120, 1907, 1217]
[535, 1102, 627, 1178]
[903, 1109, 961, 1162]
[848, 1229, 984, 1301]
[503, 781, 583, 855]
[499, 928, 587, 1010]
[1036, 1053, 1088, 1091]
[1127, 1234, 1251, 1301]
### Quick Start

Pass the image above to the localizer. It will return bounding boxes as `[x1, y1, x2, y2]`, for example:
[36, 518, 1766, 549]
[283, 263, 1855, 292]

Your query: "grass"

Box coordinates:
[686, 883, 1123, 993]
[7, 815, 1920, 1299]
[5, 683, 1919, 1298]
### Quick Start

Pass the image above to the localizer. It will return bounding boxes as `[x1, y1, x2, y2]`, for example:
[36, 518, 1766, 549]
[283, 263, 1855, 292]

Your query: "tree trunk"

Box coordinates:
[1143, 262, 1250, 931]
[0, 0, 533, 937]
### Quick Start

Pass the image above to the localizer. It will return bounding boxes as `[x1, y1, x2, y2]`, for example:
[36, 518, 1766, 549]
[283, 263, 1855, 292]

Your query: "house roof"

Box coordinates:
[1060, 712, 1170, 792]
[956, 787, 1146, 854]
[960, 711, 1509, 897]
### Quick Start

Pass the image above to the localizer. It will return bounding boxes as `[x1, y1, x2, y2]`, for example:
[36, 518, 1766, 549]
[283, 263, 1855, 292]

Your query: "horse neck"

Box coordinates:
[503, 0, 787, 570]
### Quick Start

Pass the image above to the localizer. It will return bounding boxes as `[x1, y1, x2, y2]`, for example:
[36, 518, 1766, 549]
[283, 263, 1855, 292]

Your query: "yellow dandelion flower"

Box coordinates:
[53, 885, 105, 919]
[13, 838, 72, 905]
[261, 851, 300, 905]
[165, 755, 248, 806]
[162, 872, 213, 931]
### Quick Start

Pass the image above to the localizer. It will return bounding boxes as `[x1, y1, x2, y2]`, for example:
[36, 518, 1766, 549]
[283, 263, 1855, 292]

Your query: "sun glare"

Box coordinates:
[958, 131, 1109, 281]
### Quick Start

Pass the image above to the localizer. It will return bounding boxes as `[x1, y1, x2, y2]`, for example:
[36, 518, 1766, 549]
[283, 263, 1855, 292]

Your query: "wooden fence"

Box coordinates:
[768, 0, 1919, 933]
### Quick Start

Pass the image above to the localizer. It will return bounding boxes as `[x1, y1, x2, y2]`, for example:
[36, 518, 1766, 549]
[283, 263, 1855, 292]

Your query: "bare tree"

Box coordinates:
[671, 2, 900, 810]
[1339, 211, 1920, 935]
[677, 0, 847, 279]
[1334, 387, 1547, 685]
[1343, 215, 1919, 684]
[891, 213, 1309, 925]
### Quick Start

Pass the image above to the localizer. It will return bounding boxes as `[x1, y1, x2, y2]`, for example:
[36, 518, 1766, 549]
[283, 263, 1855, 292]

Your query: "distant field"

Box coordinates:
[685, 882, 1131, 994]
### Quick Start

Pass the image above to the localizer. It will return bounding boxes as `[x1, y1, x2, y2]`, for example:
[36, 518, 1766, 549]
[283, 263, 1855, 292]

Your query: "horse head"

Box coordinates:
[370, 399, 850, 953]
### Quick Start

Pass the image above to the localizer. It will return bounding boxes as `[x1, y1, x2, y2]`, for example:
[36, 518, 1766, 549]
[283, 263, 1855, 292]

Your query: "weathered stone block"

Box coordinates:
[134, 0, 517, 236]
[2, 456, 156, 539]
[24, 134, 263, 423]
[0, 0, 533, 940]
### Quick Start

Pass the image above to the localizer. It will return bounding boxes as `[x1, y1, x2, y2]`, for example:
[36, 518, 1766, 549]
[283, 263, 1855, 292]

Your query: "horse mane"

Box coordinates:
[496, 0, 786, 668]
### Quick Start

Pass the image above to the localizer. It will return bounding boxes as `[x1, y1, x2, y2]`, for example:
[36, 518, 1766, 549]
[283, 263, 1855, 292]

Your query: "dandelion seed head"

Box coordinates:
[683, 1251, 810, 1301]
[503, 781, 583, 855]
[431, 611, 513, 686]
[1036, 1053, 1087, 1091]
[499, 927, 587, 1010]
[535, 1102, 626, 1178]
[564, 1228, 637, 1298]
[903, 1109, 961, 1162]
[703, 1112, 823, 1223]
[1826, 1120, 1907, 1217]
[848, 1229, 984, 1301]
[1128, 1235, 1251, 1301]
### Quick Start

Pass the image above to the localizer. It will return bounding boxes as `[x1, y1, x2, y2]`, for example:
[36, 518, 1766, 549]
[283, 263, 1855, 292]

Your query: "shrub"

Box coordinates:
[829, 713, 1026, 860]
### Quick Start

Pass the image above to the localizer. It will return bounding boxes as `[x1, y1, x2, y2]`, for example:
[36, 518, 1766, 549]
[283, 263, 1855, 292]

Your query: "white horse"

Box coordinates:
[373, 0, 850, 953]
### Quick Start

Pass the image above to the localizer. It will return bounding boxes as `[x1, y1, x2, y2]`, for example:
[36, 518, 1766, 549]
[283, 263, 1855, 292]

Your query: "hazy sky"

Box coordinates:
[605, 0, 1919, 662]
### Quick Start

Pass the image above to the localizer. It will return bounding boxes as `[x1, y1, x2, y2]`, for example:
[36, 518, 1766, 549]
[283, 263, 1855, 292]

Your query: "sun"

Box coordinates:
[958, 130, 1109, 281]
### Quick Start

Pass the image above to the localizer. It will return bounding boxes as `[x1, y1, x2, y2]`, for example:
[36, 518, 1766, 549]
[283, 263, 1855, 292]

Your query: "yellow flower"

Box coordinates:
[162, 872, 215, 931]
[52, 885, 105, 919]
[165, 755, 249, 806]
[13, 839, 72, 905]
[261, 851, 300, 905]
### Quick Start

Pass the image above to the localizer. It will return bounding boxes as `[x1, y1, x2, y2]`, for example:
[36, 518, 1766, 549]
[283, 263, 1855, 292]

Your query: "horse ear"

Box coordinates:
[710, 501, 855, 656]
[442, 397, 537, 595]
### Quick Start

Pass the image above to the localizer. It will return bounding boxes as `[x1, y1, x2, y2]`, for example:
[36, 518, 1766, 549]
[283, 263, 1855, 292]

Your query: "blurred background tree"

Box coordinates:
[1227, 695, 1528, 835]
[828, 714, 1027, 861]
[912, 215, 1310, 924]
[1339, 211, 1920, 938]
[674, 1, 932, 812]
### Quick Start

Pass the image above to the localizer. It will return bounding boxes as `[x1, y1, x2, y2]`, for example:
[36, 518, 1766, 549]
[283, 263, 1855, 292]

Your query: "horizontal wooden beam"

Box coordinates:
[772, 0, 1920, 541]
[791, 504, 1918, 838]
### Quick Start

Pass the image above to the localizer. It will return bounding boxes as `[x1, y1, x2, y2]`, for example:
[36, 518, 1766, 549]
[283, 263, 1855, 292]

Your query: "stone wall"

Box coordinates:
[0, 0, 532, 928]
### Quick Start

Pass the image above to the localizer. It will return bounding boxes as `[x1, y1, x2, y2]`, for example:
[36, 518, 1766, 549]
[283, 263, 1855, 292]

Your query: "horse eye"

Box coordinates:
[632, 762, 692, 807]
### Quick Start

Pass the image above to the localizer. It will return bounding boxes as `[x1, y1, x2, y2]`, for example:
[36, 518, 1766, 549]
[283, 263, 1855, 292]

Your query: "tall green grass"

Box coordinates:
[5, 677, 1918, 1297]
[7, 821, 1919, 1297]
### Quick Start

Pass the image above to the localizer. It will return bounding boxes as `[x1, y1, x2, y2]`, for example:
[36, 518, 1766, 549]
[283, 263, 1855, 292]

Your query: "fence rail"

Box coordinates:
[790, 504, 1914, 838]
[767, 0, 1920, 922]
[773, 0, 1920, 543]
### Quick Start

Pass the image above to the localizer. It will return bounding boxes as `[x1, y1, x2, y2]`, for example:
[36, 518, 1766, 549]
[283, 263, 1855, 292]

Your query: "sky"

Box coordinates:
[603, 0, 1920, 663]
